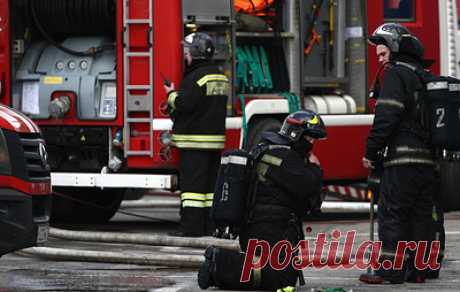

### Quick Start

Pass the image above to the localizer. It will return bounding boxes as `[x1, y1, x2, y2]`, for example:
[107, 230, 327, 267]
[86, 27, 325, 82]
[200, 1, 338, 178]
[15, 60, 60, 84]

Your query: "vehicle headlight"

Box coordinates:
[99, 82, 117, 119]
[0, 128, 11, 175]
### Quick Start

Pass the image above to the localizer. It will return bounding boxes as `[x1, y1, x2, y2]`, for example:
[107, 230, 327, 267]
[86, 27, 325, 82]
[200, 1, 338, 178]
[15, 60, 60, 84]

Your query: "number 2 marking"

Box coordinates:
[436, 108, 445, 128]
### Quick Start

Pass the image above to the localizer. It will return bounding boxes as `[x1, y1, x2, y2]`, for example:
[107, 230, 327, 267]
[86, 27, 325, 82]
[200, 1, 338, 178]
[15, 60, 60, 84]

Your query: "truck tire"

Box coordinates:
[51, 187, 124, 223]
[439, 160, 460, 212]
[246, 118, 282, 150]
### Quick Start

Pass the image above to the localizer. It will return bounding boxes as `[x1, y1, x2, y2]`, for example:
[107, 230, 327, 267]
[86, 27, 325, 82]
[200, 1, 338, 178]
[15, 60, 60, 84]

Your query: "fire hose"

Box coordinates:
[17, 228, 238, 268]
[18, 247, 204, 268]
[48, 227, 239, 250]
[17, 198, 375, 267]
[120, 199, 377, 213]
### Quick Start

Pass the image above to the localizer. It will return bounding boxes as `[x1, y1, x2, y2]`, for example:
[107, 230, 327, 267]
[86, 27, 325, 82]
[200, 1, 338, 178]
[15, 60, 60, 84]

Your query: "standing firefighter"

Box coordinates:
[362, 23, 440, 283]
[164, 32, 229, 237]
[198, 110, 326, 290]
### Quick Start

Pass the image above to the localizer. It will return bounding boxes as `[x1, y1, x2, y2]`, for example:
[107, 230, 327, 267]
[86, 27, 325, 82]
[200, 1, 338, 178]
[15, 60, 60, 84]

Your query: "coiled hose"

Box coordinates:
[29, 0, 116, 56]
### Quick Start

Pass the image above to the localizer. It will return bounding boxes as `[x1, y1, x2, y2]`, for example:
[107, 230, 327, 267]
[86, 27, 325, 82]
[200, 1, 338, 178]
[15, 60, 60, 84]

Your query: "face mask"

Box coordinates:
[292, 138, 313, 157]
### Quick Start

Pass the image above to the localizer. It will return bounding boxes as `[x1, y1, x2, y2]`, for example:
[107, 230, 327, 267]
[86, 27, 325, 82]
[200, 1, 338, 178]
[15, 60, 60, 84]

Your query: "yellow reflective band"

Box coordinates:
[168, 91, 178, 109]
[261, 154, 283, 167]
[196, 74, 229, 87]
[277, 286, 295, 292]
[309, 115, 319, 125]
[172, 134, 226, 142]
[182, 200, 206, 208]
[253, 256, 262, 288]
[172, 141, 225, 149]
[432, 206, 438, 222]
[206, 81, 230, 96]
[205, 193, 214, 207]
[181, 192, 206, 201]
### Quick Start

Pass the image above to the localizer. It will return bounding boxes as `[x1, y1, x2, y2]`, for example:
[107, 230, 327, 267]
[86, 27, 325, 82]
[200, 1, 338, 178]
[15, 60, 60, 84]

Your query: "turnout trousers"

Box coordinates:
[377, 165, 438, 281]
[211, 213, 301, 290]
[179, 149, 221, 236]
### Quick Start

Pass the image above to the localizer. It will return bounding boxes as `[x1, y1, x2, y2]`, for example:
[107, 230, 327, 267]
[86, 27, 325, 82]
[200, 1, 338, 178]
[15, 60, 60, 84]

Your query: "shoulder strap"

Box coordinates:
[393, 61, 428, 83]
[392, 61, 432, 140]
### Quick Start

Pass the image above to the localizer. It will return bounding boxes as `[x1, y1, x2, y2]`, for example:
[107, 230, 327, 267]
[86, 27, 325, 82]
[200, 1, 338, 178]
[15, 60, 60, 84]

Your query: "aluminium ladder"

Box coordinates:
[122, 0, 154, 157]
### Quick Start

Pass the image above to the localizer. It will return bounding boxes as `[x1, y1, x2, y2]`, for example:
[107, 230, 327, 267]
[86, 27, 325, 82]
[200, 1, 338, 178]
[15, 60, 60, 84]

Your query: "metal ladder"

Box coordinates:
[122, 0, 154, 157]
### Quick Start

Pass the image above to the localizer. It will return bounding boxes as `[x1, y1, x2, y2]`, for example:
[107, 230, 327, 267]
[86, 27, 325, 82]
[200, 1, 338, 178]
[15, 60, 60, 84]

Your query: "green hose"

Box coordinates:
[237, 45, 273, 94]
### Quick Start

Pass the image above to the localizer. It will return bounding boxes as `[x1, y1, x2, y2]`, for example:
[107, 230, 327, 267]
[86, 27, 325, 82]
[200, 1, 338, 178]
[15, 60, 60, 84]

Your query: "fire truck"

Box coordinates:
[0, 0, 458, 222]
[0, 104, 50, 256]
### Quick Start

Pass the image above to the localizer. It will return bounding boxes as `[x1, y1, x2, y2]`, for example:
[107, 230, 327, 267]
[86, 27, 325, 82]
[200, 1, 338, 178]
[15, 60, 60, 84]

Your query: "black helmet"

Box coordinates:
[183, 32, 215, 60]
[279, 110, 327, 142]
[369, 23, 424, 59]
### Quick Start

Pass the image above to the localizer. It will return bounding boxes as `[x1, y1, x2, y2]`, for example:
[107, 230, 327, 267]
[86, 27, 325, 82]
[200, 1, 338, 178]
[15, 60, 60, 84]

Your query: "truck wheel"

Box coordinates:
[246, 118, 282, 150]
[51, 187, 124, 223]
[439, 160, 460, 212]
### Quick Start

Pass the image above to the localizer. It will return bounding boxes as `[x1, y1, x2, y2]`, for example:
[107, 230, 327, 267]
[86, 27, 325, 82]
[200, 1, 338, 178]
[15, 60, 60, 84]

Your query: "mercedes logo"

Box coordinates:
[38, 143, 48, 167]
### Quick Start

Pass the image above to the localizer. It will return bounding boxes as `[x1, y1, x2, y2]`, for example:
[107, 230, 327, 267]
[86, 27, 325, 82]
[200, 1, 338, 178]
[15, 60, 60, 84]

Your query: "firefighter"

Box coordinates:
[164, 32, 229, 237]
[198, 110, 326, 290]
[363, 23, 440, 283]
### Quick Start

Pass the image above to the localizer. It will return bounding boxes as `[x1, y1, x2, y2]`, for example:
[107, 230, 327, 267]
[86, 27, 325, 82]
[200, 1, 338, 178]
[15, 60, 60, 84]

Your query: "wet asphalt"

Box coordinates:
[1, 195, 460, 291]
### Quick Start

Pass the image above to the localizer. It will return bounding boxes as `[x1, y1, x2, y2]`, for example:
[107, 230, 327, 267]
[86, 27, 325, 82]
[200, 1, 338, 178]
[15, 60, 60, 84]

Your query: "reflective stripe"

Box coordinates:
[376, 99, 405, 110]
[427, 81, 448, 90]
[269, 145, 290, 150]
[172, 134, 226, 149]
[197, 74, 229, 87]
[257, 162, 269, 182]
[181, 192, 206, 201]
[168, 91, 178, 109]
[172, 134, 225, 142]
[395, 146, 431, 155]
[253, 256, 262, 288]
[384, 158, 435, 167]
[261, 154, 283, 167]
[206, 81, 229, 96]
[432, 206, 438, 222]
[182, 200, 205, 208]
[222, 155, 250, 166]
[205, 193, 214, 207]
[395, 61, 417, 71]
[172, 141, 225, 149]
[277, 287, 295, 292]
[181, 193, 206, 208]
[449, 83, 460, 91]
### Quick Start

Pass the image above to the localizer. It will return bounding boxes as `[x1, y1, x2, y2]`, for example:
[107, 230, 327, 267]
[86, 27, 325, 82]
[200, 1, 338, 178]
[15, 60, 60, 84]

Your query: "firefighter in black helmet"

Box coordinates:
[361, 23, 440, 284]
[164, 32, 229, 237]
[198, 110, 326, 290]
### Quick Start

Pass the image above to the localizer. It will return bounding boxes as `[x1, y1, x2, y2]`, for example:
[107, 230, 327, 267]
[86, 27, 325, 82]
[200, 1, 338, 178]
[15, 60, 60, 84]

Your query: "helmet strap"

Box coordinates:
[292, 138, 313, 158]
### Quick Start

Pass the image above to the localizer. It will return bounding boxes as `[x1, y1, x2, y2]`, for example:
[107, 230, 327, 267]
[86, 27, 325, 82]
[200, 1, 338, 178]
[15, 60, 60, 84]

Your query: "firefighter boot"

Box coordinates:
[198, 246, 218, 289]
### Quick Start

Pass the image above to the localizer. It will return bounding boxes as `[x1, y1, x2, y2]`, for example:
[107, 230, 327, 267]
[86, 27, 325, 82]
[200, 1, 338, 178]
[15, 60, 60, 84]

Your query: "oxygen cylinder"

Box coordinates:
[211, 150, 254, 229]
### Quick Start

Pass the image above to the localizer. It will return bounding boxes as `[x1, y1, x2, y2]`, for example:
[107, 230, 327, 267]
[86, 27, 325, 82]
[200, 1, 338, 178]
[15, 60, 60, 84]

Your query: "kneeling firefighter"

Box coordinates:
[198, 110, 326, 290]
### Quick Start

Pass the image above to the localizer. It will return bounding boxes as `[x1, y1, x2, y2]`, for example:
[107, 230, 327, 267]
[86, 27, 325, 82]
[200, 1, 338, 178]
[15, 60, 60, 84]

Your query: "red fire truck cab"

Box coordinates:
[0, 0, 458, 222]
[0, 104, 50, 257]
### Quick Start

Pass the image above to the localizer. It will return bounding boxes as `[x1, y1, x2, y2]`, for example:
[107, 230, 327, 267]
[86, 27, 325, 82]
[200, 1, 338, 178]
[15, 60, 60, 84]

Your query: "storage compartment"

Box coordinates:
[301, 0, 367, 113]
[10, 0, 117, 120]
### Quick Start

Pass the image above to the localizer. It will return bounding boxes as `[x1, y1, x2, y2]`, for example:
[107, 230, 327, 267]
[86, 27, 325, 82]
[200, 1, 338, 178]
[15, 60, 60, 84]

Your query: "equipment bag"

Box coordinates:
[395, 62, 460, 151]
